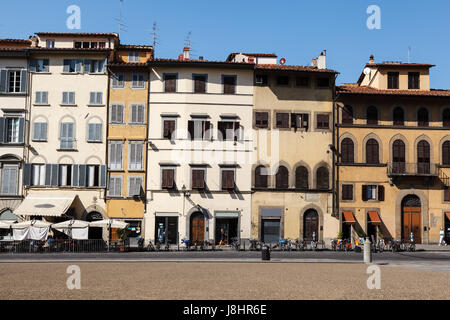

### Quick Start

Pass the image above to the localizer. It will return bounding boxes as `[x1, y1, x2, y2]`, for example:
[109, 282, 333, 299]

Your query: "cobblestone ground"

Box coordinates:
[0, 262, 448, 300]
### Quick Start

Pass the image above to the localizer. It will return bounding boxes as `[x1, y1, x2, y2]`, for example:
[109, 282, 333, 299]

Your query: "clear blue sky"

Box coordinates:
[2, 0, 450, 88]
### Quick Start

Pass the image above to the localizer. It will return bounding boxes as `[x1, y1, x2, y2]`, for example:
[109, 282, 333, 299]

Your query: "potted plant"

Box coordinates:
[337, 231, 343, 240]
[116, 228, 131, 252]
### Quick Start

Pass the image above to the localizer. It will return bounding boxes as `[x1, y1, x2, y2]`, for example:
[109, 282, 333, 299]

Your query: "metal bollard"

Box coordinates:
[364, 238, 372, 264]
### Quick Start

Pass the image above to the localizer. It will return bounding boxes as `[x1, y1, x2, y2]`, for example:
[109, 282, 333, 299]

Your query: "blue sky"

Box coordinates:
[2, 0, 450, 88]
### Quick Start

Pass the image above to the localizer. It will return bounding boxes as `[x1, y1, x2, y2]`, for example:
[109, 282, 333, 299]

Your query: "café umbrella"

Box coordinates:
[51, 219, 90, 240]
[89, 219, 129, 251]
[11, 220, 52, 241]
[0, 221, 13, 229]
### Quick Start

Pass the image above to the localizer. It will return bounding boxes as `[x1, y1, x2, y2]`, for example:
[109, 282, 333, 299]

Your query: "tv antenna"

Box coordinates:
[408, 46, 411, 63]
[184, 31, 198, 59]
[150, 22, 160, 52]
[115, 0, 128, 34]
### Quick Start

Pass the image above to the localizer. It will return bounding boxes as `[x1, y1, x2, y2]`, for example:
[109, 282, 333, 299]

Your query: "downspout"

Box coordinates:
[332, 73, 338, 219]
[105, 60, 112, 209]
[144, 62, 151, 240]
[23, 50, 32, 200]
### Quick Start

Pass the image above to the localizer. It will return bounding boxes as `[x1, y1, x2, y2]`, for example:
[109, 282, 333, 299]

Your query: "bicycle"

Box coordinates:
[181, 238, 192, 251]
[249, 238, 261, 251]
[231, 237, 240, 251]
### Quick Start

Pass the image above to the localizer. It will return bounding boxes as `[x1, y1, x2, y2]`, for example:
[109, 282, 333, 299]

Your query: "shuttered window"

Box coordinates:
[62, 92, 75, 105]
[342, 184, 353, 201]
[366, 139, 379, 164]
[63, 59, 82, 73]
[275, 113, 289, 128]
[111, 72, 125, 88]
[60, 122, 74, 150]
[367, 106, 378, 125]
[275, 166, 289, 189]
[129, 141, 143, 170]
[128, 176, 143, 196]
[295, 166, 309, 189]
[393, 140, 405, 163]
[130, 104, 145, 124]
[408, 72, 420, 89]
[188, 120, 211, 140]
[129, 52, 140, 63]
[223, 75, 236, 94]
[4, 117, 23, 143]
[0, 166, 18, 195]
[161, 169, 175, 189]
[84, 59, 106, 74]
[110, 104, 124, 124]
[7, 70, 21, 93]
[316, 167, 329, 190]
[445, 187, 450, 202]
[362, 185, 383, 201]
[108, 176, 122, 197]
[29, 59, 49, 73]
[131, 73, 145, 88]
[164, 74, 177, 92]
[291, 113, 309, 130]
[33, 122, 47, 141]
[388, 72, 399, 89]
[59, 164, 72, 187]
[35, 91, 48, 104]
[255, 112, 269, 128]
[31, 164, 46, 186]
[341, 138, 354, 164]
[192, 169, 205, 189]
[217, 121, 239, 141]
[87, 123, 102, 142]
[317, 114, 329, 129]
[109, 141, 123, 170]
[163, 120, 176, 139]
[221, 169, 235, 190]
[193, 74, 207, 93]
[89, 92, 103, 105]
[254, 166, 268, 188]
[443, 141, 450, 165]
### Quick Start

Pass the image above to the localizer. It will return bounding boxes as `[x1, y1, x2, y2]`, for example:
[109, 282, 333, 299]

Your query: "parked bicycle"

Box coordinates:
[249, 238, 262, 251]
[181, 238, 192, 251]
[231, 237, 240, 251]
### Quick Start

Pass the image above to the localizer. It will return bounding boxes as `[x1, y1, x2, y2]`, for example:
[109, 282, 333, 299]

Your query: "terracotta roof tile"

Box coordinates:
[36, 32, 119, 38]
[365, 62, 434, 68]
[226, 52, 277, 61]
[256, 64, 338, 73]
[118, 44, 153, 50]
[0, 38, 31, 44]
[338, 85, 450, 97]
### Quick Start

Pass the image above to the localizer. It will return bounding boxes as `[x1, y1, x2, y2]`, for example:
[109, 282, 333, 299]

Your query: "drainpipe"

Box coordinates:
[144, 64, 151, 243]
[105, 62, 111, 209]
[23, 50, 32, 200]
[332, 73, 339, 219]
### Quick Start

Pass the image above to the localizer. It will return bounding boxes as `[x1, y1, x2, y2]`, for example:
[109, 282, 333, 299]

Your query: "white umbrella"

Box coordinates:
[89, 219, 129, 229]
[52, 219, 90, 229]
[11, 220, 52, 229]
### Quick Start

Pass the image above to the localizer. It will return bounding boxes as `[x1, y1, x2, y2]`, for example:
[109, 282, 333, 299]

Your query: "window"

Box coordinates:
[111, 73, 125, 88]
[128, 52, 140, 63]
[84, 59, 106, 74]
[110, 104, 124, 124]
[295, 76, 309, 87]
[276, 76, 289, 86]
[131, 73, 145, 88]
[342, 105, 353, 124]
[60, 122, 75, 150]
[74, 41, 104, 49]
[163, 119, 176, 140]
[392, 140, 406, 173]
[46, 40, 55, 48]
[291, 113, 309, 130]
[408, 72, 420, 89]
[255, 112, 269, 129]
[316, 114, 330, 129]
[129, 141, 144, 170]
[316, 167, 329, 190]
[255, 74, 268, 86]
[109, 141, 123, 170]
[0, 165, 18, 195]
[89, 92, 103, 105]
[388, 72, 399, 89]
[445, 187, 450, 202]
[193, 74, 207, 93]
[128, 176, 143, 196]
[362, 185, 384, 201]
[62, 92, 75, 105]
[217, 121, 239, 141]
[0, 69, 26, 94]
[366, 139, 380, 164]
[221, 169, 235, 190]
[161, 168, 175, 189]
[443, 141, 450, 166]
[188, 119, 211, 140]
[59, 164, 72, 187]
[5, 118, 20, 143]
[35, 91, 48, 105]
[254, 166, 268, 188]
[164, 74, 177, 93]
[417, 140, 431, 174]
[108, 175, 122, 197]
[295, 166, 309, 189]
[33, 122, 47, 141]
[63, 59, 82, 73]
[86, 165, 100, 187]
[30, 59, 49, 73]
[8, 70, 21, 93]
[367, 106, 378, 125]
[31, 164, 46, 186]
[223, 75, 236, 94]
[317, 78, 330, 88]
[275, 166, 289, 189]
[393, 107, 404, 126]
[87, 123, 102, 142]
[341, 138, 354, 164]
[418, 108, 429, 127]
[275, 113, 289, 128]
[130, 104, 145, 124]
[192, 168, 206, 189]
[443, 109, 450, 127]
[342, 184, 353, 201]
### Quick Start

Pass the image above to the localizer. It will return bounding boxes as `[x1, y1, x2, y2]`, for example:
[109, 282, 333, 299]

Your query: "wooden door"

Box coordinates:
[402, 207, 422, 244]
[304, 210, 319, 241]
[190, 212, 205, 244]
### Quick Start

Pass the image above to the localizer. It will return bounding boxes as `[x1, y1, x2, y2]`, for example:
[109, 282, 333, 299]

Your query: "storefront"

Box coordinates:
[342, 211, 356, 240]
[367, 211, 382, 242]
[260, 208, 282, 243]
[214, 211, 239, 245]
[155, 215, 178, 245]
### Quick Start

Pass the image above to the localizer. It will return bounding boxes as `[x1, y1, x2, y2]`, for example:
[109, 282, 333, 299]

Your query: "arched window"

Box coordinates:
[254, 165, 268, 188]
[417, 140, 430, 174]
[442, 141, 450, 165]
[366, 139, 380, 164]
[418, 108, 429, 127]
[443, 109, 450, 128]
[367, 106, 378, 125]
[275, 166, 289, 189]
[342, 105, 353, 124]
[316, 166, 329, 190]
[393, 107, 404, 126]
[392, 139, 406, 173]
[295, 166, 309, 189]
[341, 138, 354, 164]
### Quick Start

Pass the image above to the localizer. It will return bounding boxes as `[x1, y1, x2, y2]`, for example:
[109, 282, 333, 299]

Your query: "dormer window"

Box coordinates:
[74, 41, 106, 49]
[388, 72, 399, 89]
[129, 52, 140, 63]
[408, 72, 420, 89]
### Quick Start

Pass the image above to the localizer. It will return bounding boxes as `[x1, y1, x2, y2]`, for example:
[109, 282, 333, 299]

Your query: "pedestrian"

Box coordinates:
[219, 228, 226, 246]
[439, 228, 447, 246]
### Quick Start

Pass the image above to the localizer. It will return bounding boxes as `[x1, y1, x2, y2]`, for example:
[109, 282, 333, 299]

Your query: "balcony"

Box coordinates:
[387, 162, 439, 177]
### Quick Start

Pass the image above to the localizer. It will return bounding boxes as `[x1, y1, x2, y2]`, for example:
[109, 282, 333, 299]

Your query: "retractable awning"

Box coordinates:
[13, 196, 76, 217]
[445, 212, 450, 221]
[368, 211, 382, 225]
[342, 211, 356, 225]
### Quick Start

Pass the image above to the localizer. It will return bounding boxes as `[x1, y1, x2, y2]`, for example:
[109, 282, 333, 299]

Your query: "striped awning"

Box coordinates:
[368, 211, 382, 225]
[14, 196, 76, 217]
[342, 211, 356, 224]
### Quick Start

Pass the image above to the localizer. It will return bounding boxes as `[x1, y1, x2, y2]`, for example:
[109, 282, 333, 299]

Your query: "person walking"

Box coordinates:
[439, 228, 447, 246]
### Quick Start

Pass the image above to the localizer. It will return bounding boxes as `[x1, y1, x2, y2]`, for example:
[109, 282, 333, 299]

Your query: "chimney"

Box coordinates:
[199, 56, 204, 61]
[311, 58, 318, 68]
[317, 50, 326, 69]
[369, 55, 374, 64]
[29, 36, 39, 48]
[183, 47, 190, 60]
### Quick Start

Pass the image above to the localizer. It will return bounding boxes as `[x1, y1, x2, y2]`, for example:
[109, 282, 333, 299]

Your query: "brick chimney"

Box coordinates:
[369, 54, 374, 64]
[183, 47, 190, 60]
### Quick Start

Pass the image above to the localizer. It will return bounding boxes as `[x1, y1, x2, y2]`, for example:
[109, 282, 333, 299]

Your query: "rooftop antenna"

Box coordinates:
[184, 31, 198, 59]
[408, 46, 411, 63]
[150, 22, 160, 54]
[115, 0, 128, 34]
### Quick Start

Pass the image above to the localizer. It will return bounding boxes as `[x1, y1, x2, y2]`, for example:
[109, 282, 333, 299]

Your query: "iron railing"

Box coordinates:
[387, 162, 439, 176]
[0, 239, 130, 253]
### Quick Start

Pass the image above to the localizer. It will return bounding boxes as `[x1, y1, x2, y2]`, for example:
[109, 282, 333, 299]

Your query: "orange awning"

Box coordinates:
[368, 211, 382, 225]
[343, 211, 356, 224]
[445, 212, 450, 221]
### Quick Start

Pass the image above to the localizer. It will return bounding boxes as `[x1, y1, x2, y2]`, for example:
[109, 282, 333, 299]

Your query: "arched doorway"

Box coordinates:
[86, 211, 103, 240]
[190, 211, 205, 245]
[401, 195, 422, 243]
[303, 209, 319, 241]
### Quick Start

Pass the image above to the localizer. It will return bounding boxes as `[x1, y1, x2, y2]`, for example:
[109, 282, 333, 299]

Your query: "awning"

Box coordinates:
[342, 211, 356, 225]
[445, 212, 450, 221]
[14, 196, 76, 217]
[368, 211, 382, 225]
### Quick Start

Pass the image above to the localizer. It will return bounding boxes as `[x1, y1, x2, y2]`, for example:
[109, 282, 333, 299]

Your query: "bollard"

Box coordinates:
[364, 237, 372, 264]
[261, 245, 270, 261]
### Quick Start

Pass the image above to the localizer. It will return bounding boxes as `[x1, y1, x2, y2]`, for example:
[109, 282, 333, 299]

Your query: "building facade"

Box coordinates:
[336, 55, 450, 244]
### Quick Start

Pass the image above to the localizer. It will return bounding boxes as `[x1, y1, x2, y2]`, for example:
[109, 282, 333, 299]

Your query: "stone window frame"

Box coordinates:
[340, 182, 355, 203]
[339, 132, 358, 164]
[365, 105, 380, 125]
[413, 134, 434, 165]
[292, 161, 312, 190]
[258, 205, 285, 241]
[314, 112, 332, 132]
[253, 109, 271, 130]
[272, 161, 292, 189]
[414, 105, 432, 127]
[439, 135, 450, 166]
[388, 133, 410, 164]
[362, 133, 383, 164]
[313, 162, 331, 190]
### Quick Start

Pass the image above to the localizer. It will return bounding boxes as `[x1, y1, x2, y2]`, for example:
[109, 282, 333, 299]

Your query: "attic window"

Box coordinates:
[408, 72, 420, 89]
[317, 78, 330, 88]
[276, 76, 289, 86]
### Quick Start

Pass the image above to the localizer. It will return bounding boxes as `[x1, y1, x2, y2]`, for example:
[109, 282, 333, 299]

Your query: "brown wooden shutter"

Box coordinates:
[192, 169, 205, 189]
[378, 185, 385, 201]
[341, 138, 354, 164]
[165, 75, 176, 92]
[291, 113, 298, 128]
[224, 76, 235, 94]
[188, 121, 194, 140]
[362, 185, 368, 201]
[194, 75, 206, 93]
[317, 114, 329, 129]
[163, 120, 170, 139]
[295, 166, 308, 189]
[162, 169, 174, 189]
[234, 121, 240, 141]
[443, 141, 450, 165]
